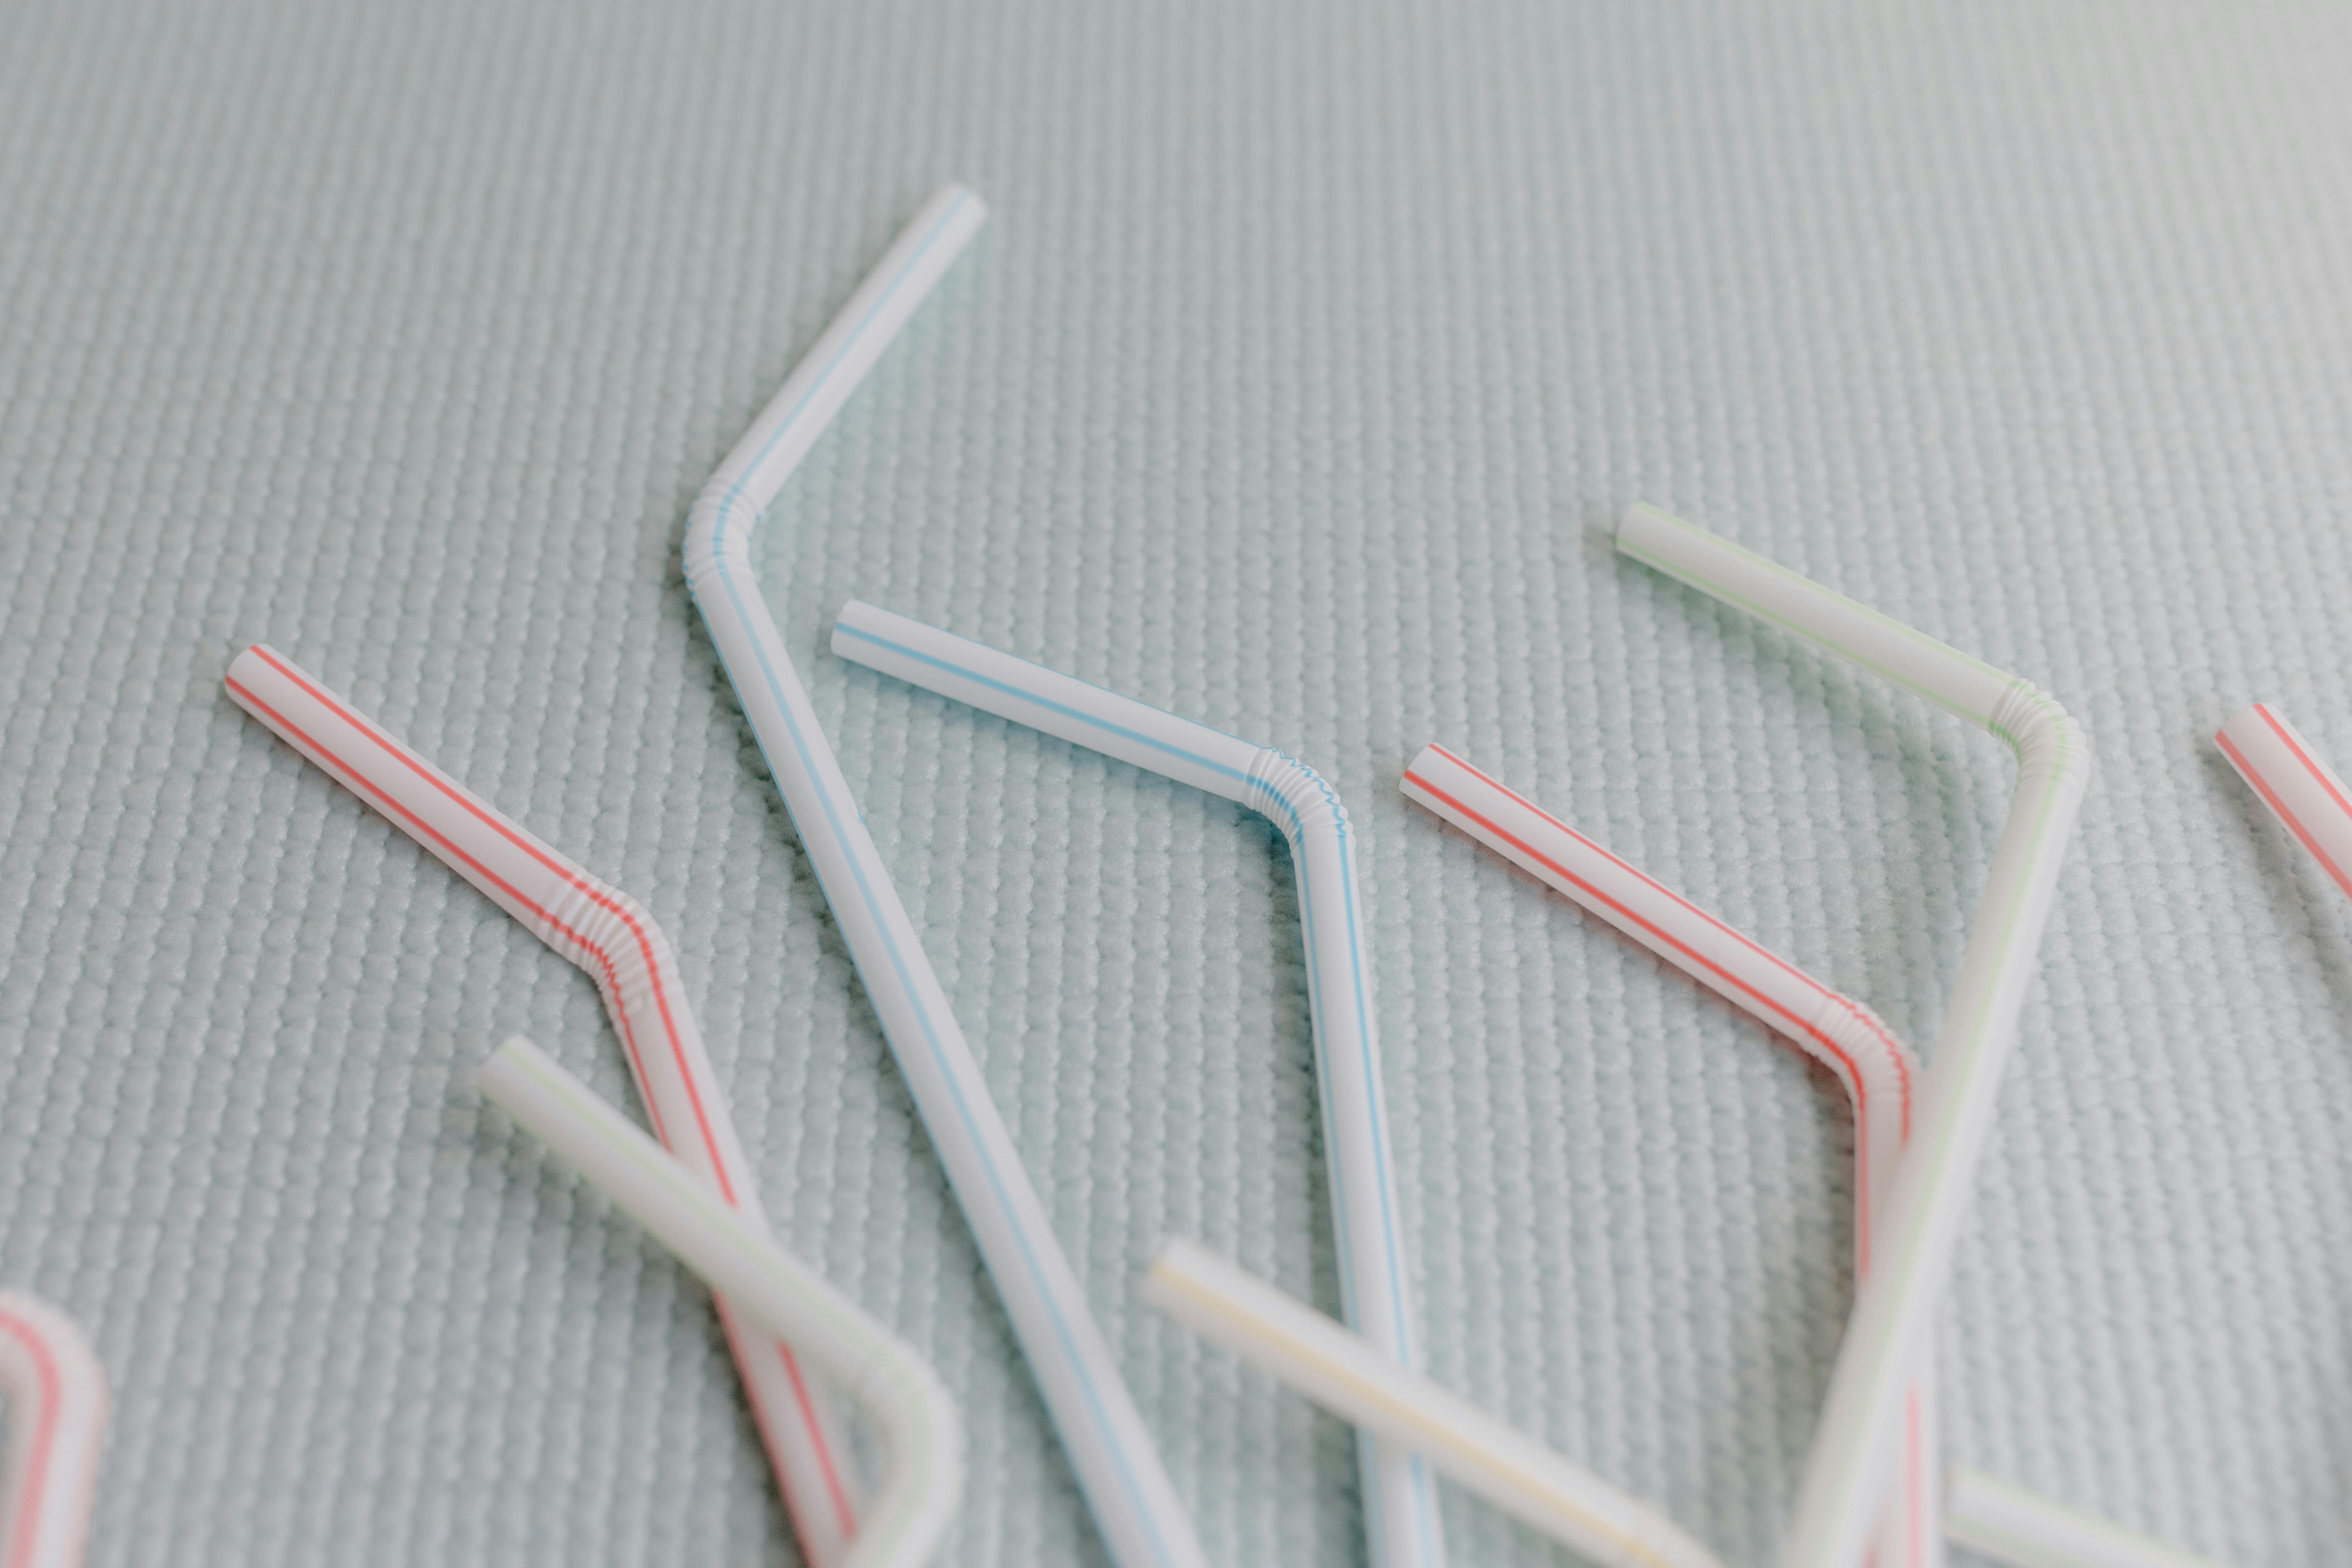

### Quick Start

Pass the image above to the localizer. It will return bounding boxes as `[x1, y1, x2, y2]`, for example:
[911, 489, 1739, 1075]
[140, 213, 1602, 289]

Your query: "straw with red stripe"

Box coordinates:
[2215, 703, 2352, 902]
[0, 1292, 108, 1568]
[1400, 741, 1939, 1568]
[223, 644, 864, 1565]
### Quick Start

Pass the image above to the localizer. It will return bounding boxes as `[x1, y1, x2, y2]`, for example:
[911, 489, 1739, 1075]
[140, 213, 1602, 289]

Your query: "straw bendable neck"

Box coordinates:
[828, 600, 1449, 1568]
[679, 195, 1216, 1568]
[0, 1292, 109, 1568]
[1615, 505, 2090, 1568]
[480, 1039, 961, 1568]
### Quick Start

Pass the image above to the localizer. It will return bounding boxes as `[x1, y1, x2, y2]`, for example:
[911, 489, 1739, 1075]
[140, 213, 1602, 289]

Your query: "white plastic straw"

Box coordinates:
[479, 1037, 960, 1568]
[680, 189, 1212, 1568]
[1943, 1468, 2229, 1568]
[1141, 1238, 1722, 1568]
[2214, 704, 2352, 902]
[1616, 503, 2091, 1568]
[222, 645, 863, 1560]
[0, 1292, 108, 1568]
[1399, 742, 1942, 1568]
[830, 600, 1447, 1568]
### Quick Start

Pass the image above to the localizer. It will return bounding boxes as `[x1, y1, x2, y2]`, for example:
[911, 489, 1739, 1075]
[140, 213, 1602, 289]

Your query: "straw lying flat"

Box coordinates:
[222, 645, 863, 1559]
[481, 1038, 961, 1568]
[833, 599, 1448, 1568]
[1400, 741, 1939, 1568]
[0, 1293, 107, 1568]
[1617, 503, 2091, 1568]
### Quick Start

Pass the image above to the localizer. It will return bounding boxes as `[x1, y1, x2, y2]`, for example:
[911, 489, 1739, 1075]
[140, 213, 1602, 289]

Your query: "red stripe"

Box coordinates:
[719, 1300, 861, 1542]
[1422, 745, 1912, 1136]
[2219, 725, 2352, 901]
[231, 655, 859, 1536]
[0, 1311, 63, 1568]
[228, 672, 672, 1145]
[2257, 704, 2352, 822]
[1407, 749, 1912, 1269]
[248, 648, 735, 1199]
[1412, 746, 1940, 1552]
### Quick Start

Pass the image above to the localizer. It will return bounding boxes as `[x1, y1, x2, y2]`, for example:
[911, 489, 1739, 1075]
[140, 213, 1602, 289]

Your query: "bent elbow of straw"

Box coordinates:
[1618, 504, 2091, 1568]
[480, 1037, 962, 1568]
[0, 1291, 109, 1568]
[1615, 503, 2087, 789]
[682, 182, 987, 602]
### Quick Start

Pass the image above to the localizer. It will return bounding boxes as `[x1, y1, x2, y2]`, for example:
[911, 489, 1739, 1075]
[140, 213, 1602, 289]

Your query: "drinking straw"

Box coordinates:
[1943, 1468, 2228, 1568]
[0, 1292, 108, 1568]
[680, 189, 1212, 1568]
[222, 645, 863, 1561]
[1140, 1238, 1722, 1568]
[2213, 704, 2352, 902]
[829, 599, 1447, 1568]
[1396, 741, 1940, 1568]
[1615, 503, 2091, 1568]
[479, 1037, 960, 1568]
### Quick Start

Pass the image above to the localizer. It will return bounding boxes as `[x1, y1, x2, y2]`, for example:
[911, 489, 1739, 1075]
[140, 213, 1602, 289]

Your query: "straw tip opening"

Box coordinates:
[1615, 500, 1678, 543]
[1141, 1234, 1214, 1288]
[476, 1034, 541, 1094]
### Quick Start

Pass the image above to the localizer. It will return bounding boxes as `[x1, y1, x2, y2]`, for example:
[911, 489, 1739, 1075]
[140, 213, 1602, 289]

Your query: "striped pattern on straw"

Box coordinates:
[0, 1292, 108, 1568]
[1399, 741, 1939, 1568]
[680, 188, 1212, 1568]
[480, 1037, 961, 1568]
[221, 645, 863, 1563]
[2214, 704, 2352, 902]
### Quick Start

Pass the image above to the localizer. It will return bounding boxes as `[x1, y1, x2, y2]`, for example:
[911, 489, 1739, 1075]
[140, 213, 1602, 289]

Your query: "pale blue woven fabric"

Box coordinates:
[2, 2, 2347, 1564]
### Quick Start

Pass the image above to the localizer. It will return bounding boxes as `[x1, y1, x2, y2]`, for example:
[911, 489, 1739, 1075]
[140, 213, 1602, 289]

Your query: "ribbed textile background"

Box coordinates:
[3, 2, 2348, 1563]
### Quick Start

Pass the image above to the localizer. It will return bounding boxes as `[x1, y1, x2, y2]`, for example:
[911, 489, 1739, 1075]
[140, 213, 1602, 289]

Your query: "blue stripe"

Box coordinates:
[693, 194, 1185, 1568]
[836, 622, 1253, 788]
[842, 624, 1448, 1554]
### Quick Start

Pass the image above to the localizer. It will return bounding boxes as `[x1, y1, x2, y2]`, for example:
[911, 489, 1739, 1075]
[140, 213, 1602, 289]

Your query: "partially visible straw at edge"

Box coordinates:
[833, 598, 1448, 1568]
[1618, 503, 2091, 1568]
[1140, 1238, 1723, 1568]
[479, 1037, 960, 1568]
[680, 188, 1212, 1568]
[0, 1291, 109, 1568]
[2214, 703, 2352, 902]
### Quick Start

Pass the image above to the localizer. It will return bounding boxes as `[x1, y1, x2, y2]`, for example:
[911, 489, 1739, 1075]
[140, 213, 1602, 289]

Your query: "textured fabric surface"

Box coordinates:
[3, 3, 2349, 1564]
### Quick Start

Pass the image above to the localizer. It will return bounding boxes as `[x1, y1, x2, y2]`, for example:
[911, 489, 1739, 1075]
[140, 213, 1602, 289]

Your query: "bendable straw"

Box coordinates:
[680, 189, 1212, 1568]
[222, 645, 863, 1561]
[1140, 1239, 1720, 1568]
[480, 1037, 960, 1568]
[0, 1292, 108, 1568]
[830, 600, 1447, 1568]
[1397, 742, 1939, 1568]
[1943, 1469, 2228, 1568]
[1616, 503, 2090, 1568]
[2214, 704, 2352, 901]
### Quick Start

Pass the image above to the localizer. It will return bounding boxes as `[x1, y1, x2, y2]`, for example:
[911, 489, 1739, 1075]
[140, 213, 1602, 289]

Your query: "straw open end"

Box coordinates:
[1614, 500, 1673, 548]
[477, 1035, 541, 1106]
